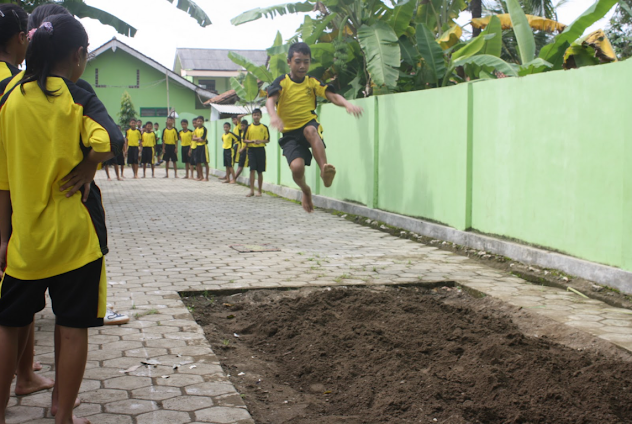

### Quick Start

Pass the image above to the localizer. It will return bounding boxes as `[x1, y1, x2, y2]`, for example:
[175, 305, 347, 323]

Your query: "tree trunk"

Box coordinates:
[471, 0, 482, 37]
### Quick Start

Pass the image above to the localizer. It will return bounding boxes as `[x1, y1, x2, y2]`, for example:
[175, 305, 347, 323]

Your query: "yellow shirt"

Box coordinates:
[0, 61, 19, 84]
[194, 126, 208, 145]
[126, 128, 142, 147]
[267, 73, 332, 132]
[180, 129, 193, 147]
[142, 132, 156, 148]
[233, 125, 242, 139]
[0, 77, 124, 280]
[222, 131, 239, 149]
[162, 127, 178, 145]
[244, 123, 270, 148]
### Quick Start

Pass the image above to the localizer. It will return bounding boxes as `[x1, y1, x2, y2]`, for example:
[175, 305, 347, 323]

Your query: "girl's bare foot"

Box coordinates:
[321, 164, 336, 188]
[205, 178, 209, 181]
[14, 374, 54, 396]
[183, 176, 189, 179]
[301, 187, 314, 213]
[246, 192, 255, 197]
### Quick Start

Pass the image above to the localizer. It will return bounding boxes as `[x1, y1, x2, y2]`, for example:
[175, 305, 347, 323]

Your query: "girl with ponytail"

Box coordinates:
[0, 14, 124, 424]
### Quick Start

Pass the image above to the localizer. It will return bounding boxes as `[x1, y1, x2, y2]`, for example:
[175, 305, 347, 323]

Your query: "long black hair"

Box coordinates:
[0, 4, 28, 52]
[27, 4, 70, 31]
[21, 14, 88, 97]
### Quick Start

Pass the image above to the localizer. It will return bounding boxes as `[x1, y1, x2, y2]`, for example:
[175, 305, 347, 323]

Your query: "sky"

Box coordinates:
[80, 0, 616, 69]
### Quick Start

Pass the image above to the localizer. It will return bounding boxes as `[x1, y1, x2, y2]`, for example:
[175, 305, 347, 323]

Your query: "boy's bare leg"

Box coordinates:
[52, 326, 89, 424]
[246, 170, 255, 197]
[120, 164, 125, 179]
[289, 158, 313, 213]
[196, 164, 203, 181]
[256, 172, 263, 196]
[184, 163, 188, 179]
[103, 166, 111, 181]
[164, 162, 169, 178]
[15, 323, 54, 395]
[173, 162, 178, 178]
[151, 164, 155, 178]
[223, 168, 230, 183]
[142, 164, 146, 178]
[0, 326, 20, 423]
[132, 164, 139, 179]
[229, 168, 236, 183]
[234, 166, 244, 180]
[304, 126, 335, 187]
[50, 327, 80, 417]
[113, 165, 122, 181]
[205, 165, 209, 181]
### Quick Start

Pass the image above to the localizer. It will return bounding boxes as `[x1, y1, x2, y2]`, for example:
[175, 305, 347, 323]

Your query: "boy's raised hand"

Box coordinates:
[346, 104, 363, 118]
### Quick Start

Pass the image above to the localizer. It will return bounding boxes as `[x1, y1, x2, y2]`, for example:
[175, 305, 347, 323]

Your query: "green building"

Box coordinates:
[86, 38, 216, 125]
[173, 48, 267, 95]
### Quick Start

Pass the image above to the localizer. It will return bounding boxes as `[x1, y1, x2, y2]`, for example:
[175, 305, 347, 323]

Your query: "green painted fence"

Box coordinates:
[209, 58, 632, 273]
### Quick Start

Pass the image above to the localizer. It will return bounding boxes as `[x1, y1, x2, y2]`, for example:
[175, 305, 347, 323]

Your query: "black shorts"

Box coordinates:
[279, 120, 325, 167]
[190, 148, 197, 165]
[155, 144, 163, 156]
[114, 152, 125, 166]
[0, 257, 106, 328]
[127, 146, 139, 164]
[238, 148, 248, 167]
[248, 147, 266, 173]
[181, 146, 191, 164]
[141, 146, 154, 164]
[196, 145, 208, 165]
[163, 144, 178, 162]
[223, 149, 233, 167]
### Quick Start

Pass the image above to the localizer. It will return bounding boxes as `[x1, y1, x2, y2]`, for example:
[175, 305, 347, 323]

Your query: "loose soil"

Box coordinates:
[184, 286, 632, 424]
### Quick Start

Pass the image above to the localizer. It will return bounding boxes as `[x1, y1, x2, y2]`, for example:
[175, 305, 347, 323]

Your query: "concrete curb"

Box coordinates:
[212, 170, 632, 295]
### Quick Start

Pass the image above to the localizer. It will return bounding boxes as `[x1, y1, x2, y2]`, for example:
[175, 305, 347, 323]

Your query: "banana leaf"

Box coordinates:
[167, 0, 211, 26]
[506, 0, 536, 64]
[399, 36, 421, 66]
[416, 23, 446, 86]
[231, 2, 314, 26]
[480, 15, 502, 57]
[388, 0, 416, 37]
[445, 54, 518, 86]
[472, 14, 566, 33]
[228, 52, 274, 83]
[357, 21, 401, 88]
[243, 73, 260, 102]
[451, 33, 488, 60]
[438, 24, 463, 50]
[230, 77, 248, 101]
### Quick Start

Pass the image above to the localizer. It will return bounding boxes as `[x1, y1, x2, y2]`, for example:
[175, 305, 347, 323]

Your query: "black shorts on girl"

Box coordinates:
[279, 120, 325, 167]
[0, 257, 106, 328]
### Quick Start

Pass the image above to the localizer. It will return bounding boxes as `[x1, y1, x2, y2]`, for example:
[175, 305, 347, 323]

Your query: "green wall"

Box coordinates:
[208, 59, 632, 273]
[85, 49, 209, 127]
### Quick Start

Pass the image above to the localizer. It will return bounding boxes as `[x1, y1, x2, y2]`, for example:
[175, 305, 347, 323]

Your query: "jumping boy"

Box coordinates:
[126, 118, 142, 178]
[234, 119, 249, 181]
[192, 116, 209, 181]
[179, 119, 193, 179]
[141, 121, 156, 178]
[243, 109, 270, 197]
[266, 42, 363, 212]
[162, 116, 179, 178]
[221, 122, 239, 183]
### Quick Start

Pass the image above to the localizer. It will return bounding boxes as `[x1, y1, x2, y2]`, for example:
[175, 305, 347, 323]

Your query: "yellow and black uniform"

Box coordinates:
[245, 123, 270, 173]
[222, 131, 239, 167]
[0, 61, 20, 84]
[194, 125, 208, 165]
[267, 73, 332, 167]
[179, 129, 193, 164]
[232, 124, 242, 165]
[141, 131, 156, 164]
[126, 128, 142, 164]
[162, 127, 179, 162]
[0, 76, 124, 328]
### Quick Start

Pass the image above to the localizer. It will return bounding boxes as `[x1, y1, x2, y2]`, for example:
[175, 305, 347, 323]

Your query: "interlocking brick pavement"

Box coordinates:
[7, 166, 632, 423]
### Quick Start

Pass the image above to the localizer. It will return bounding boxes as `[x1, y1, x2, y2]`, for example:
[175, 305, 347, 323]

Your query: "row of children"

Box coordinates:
[0, 4, 126, 424]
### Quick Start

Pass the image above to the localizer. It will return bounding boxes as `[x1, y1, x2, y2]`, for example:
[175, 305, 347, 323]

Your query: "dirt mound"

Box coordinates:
[185, 287, 632, 423]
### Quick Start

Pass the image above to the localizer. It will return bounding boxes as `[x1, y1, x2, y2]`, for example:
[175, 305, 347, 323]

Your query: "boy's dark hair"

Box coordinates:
[27, 4, 69, 31]
[241, 119, 248, 125]
[0, 5, 28, 49]
[223, 122, 231, 127]
[196, 116, 205, 122]
[21, 14, 88, 98]
[145, 121, 153, 126]
[287, 42, 311, 61]
[181, 119, 188, 124]
[252, 108, 262, 115]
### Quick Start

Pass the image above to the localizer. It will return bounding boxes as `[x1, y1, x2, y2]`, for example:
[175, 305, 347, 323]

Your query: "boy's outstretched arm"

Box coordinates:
[325, 91, 363, 117]
[266, 94, 284, 132]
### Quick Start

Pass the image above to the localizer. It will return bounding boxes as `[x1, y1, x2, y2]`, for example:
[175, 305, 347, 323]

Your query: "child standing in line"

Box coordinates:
[153, 122, 162, 165]
[0, 14, 124, 424]
[126, 119, 142, 179]
[161, 117, 179, 178]
[221, 122, 239, 184]
[179, 119, 193, 179]
[243, 109, 270, 197]
[141, 122, 156, 178]
[192, 116, 209, 182]
[234, 119, 249, 181]
[189, 118, 199, 180]
[266, 42, 363, 212]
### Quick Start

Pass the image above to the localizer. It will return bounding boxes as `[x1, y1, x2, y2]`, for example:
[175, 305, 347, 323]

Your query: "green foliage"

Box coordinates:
[0, 0, 211, 37]
[118, 92, 136, 129]
[357, 21, 400, 88]
[605, 0, 632, 59]
[506, 0, 536, 64]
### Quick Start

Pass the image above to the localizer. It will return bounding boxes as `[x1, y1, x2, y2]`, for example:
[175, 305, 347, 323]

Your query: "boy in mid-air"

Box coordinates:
[243, 109, 270, 197]
[221, 122, 239, 183]
[266, 42, 363, 212]
[179, 119, 193, 179]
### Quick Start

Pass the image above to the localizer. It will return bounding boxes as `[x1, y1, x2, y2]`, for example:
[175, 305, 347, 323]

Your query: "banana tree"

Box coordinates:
[0, 0, 212, 37]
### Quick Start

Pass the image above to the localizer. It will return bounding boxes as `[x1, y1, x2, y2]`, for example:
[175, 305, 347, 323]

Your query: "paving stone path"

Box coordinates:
[7, 167, 632, 423]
